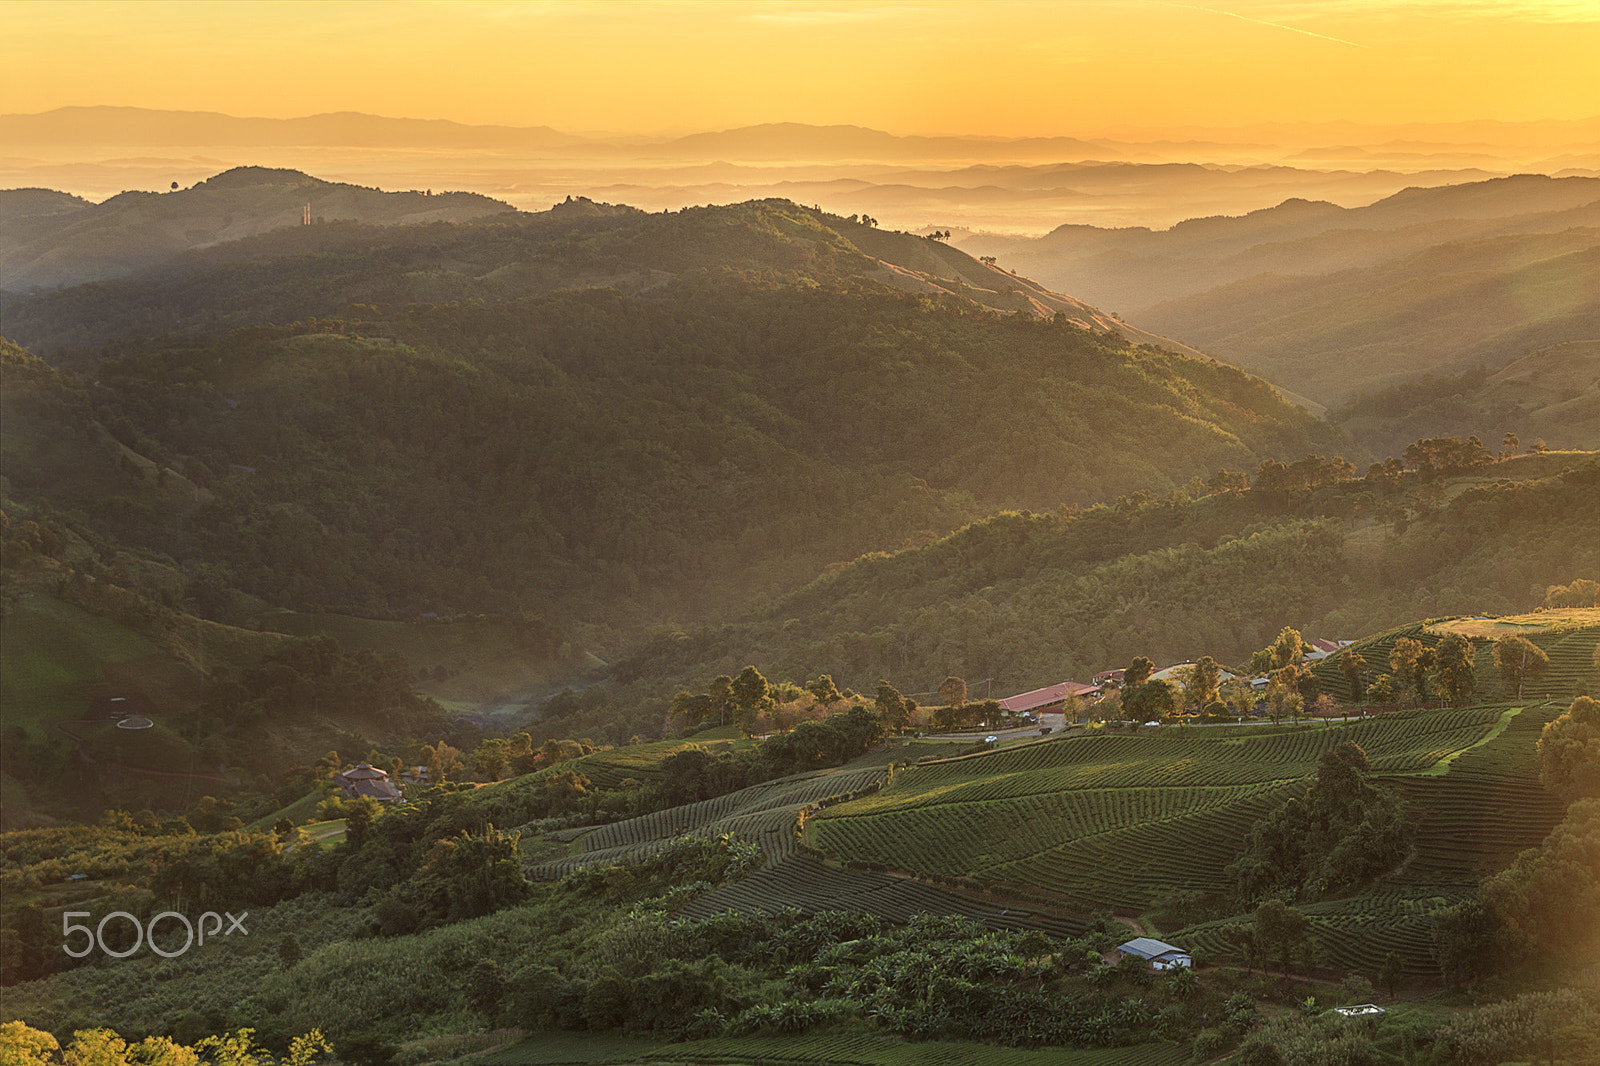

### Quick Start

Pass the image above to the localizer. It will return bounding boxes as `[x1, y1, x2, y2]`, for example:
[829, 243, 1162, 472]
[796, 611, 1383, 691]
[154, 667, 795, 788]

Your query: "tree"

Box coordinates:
[1493, 635, 1549, 699]
[1388, 638, 1429, 704]
[875, 681, 909, 732]
[1544, 578, 1600, 608]
[937, 676, 967, 710]
[1379, 951, 1403, 999]
[731, 666, 773, 714]
[1126, 678, 1178, 722]
[1253, 900, 1312, 979]
[1435, 633, 1477, 706]
[1432, 894, 1508, 989]
[1124, 656, 1154, 690]
[1188, 656, 1222, 708]
[1537, 696, 1600, 802]
[807, 674, 843, 706]
[708, 674, 736, 726]
[1339, 650, 1366, 703]
[1500, 432, 1519, 458]
[470, 737, 509, 781]
[422, 741, 462, 782]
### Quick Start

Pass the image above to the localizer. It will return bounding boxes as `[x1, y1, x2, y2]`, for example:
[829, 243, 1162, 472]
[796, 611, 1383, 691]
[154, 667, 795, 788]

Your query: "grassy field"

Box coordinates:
[0, 591, 162, 739]
[1427, 608, 1600, 639]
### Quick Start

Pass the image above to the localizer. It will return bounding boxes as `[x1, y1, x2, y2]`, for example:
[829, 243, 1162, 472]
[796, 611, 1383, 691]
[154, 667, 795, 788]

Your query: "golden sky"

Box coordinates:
[4, 0, 1597, 136]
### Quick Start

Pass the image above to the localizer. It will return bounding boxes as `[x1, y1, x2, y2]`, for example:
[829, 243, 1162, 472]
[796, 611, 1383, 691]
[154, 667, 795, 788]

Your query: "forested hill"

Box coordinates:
[613, 449, 1600, 696]
[0, 166, 516, 292]
[0, 195, 1343, 647]
[3, 181, 1187, 356]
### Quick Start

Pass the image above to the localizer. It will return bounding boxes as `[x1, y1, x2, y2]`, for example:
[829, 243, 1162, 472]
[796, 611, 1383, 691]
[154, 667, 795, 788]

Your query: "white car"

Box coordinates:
[984, 735, 998, 743]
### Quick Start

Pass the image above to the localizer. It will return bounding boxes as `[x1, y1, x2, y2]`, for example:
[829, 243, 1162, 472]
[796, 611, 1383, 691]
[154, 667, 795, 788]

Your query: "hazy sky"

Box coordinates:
[5, 0, 1597, 136]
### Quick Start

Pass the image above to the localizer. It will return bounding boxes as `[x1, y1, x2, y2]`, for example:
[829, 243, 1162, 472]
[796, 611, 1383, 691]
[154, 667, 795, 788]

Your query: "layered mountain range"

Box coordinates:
[963, 175, 1600, 404]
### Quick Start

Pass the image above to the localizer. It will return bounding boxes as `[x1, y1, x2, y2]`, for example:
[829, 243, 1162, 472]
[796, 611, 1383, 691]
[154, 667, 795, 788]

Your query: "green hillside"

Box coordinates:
[1331, 339, 1600, 456]
[1139, 233, 1600, 404]
[0, 166, 515, 291]
[612, 451, 1600, 698]
[1, 199, 1345, 645]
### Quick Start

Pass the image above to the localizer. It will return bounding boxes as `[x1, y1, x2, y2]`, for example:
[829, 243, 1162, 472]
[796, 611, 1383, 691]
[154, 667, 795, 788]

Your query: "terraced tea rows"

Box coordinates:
[810, 708, 1504, 909]
[676, 854, 1088, 941]
[1175, 702, 1568, 977]
[525, 766, 887, 879]
[1313, 620, 1599, 704]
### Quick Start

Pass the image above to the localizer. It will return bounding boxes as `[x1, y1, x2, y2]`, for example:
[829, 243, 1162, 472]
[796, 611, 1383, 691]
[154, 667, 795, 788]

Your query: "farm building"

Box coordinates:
[1116, 937, 1192, 970]
[1302, 638, 1353, 662]
[334, 762, 403, 803]
[998, 681, 1098, 715]
[1332, 1004, 1386, 1018]
[1150, 663, 1241, 684]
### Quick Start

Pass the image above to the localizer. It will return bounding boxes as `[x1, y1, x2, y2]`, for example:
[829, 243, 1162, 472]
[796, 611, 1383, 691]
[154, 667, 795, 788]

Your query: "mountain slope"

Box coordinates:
[0, 195, 1345, 647]
[1331, 339, 1600, 455]
[0, 165, 516, 291]
[964, 176, 1600, 404]
[609, 451, 1600, 697]
[1138, 233, 1600, 402]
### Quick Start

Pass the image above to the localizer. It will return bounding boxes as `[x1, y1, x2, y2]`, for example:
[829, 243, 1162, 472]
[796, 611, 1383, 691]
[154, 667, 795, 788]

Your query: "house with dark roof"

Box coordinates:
[1116, 936, 1192, 970]
[334, 762, 403, 803]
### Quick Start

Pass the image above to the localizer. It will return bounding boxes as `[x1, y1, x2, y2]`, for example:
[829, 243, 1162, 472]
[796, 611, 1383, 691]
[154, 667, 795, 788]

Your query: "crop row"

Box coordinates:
[983, 791, 1283, 908]
[1177, 879, 1479, 979]
[676, 855, 1088, 942]
[525, 767, 888, 881]
[886, 708, 1503, 807]
[1313, 621, 1598, 704]
[814, 783, 1284, 880]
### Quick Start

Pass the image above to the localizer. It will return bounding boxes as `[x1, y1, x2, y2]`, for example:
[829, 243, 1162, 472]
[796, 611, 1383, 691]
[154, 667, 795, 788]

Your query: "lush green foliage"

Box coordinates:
[1227, 742, 1413, 904]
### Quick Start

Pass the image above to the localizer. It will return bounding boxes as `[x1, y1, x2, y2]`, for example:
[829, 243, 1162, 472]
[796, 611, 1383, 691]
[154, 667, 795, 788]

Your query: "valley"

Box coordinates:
[3, 155, 1598, 1065]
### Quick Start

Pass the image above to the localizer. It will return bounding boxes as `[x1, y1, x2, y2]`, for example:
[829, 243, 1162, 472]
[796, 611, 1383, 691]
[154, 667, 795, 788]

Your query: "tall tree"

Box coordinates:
[1339, 650, 1367, 703]
[1124, 656, 1155, 690]
[1253, 900, 1313, 979]
[731, 666, 775, 734]
[937, 676, 968, 710]
[1493, 635, 1550, 699]
[807, 674, 843, 706]
[1127, 677, 1179, 722]
[1537, 696, 1600, 802]
[875, 681, 909, 732]
[1388, 638, 1428, 705]
[1189, 656, 1222, 708]
[1435, 634, 1477, 706]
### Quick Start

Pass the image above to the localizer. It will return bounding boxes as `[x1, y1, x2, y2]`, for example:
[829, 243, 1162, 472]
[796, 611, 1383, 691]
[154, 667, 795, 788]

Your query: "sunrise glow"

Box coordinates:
[5, 0, 1597, 136]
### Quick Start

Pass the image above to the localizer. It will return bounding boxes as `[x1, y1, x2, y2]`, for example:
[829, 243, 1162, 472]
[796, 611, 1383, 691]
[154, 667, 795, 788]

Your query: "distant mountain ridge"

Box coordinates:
[964, 175, 1600, 404]
[0, 168, 1197, 362]
[1, 165, 516, 290]
[0, 105, 583, 149]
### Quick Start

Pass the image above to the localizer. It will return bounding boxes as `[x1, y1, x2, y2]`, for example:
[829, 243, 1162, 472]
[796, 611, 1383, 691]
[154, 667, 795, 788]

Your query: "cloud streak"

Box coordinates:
[1153, 1, 1370, 47]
